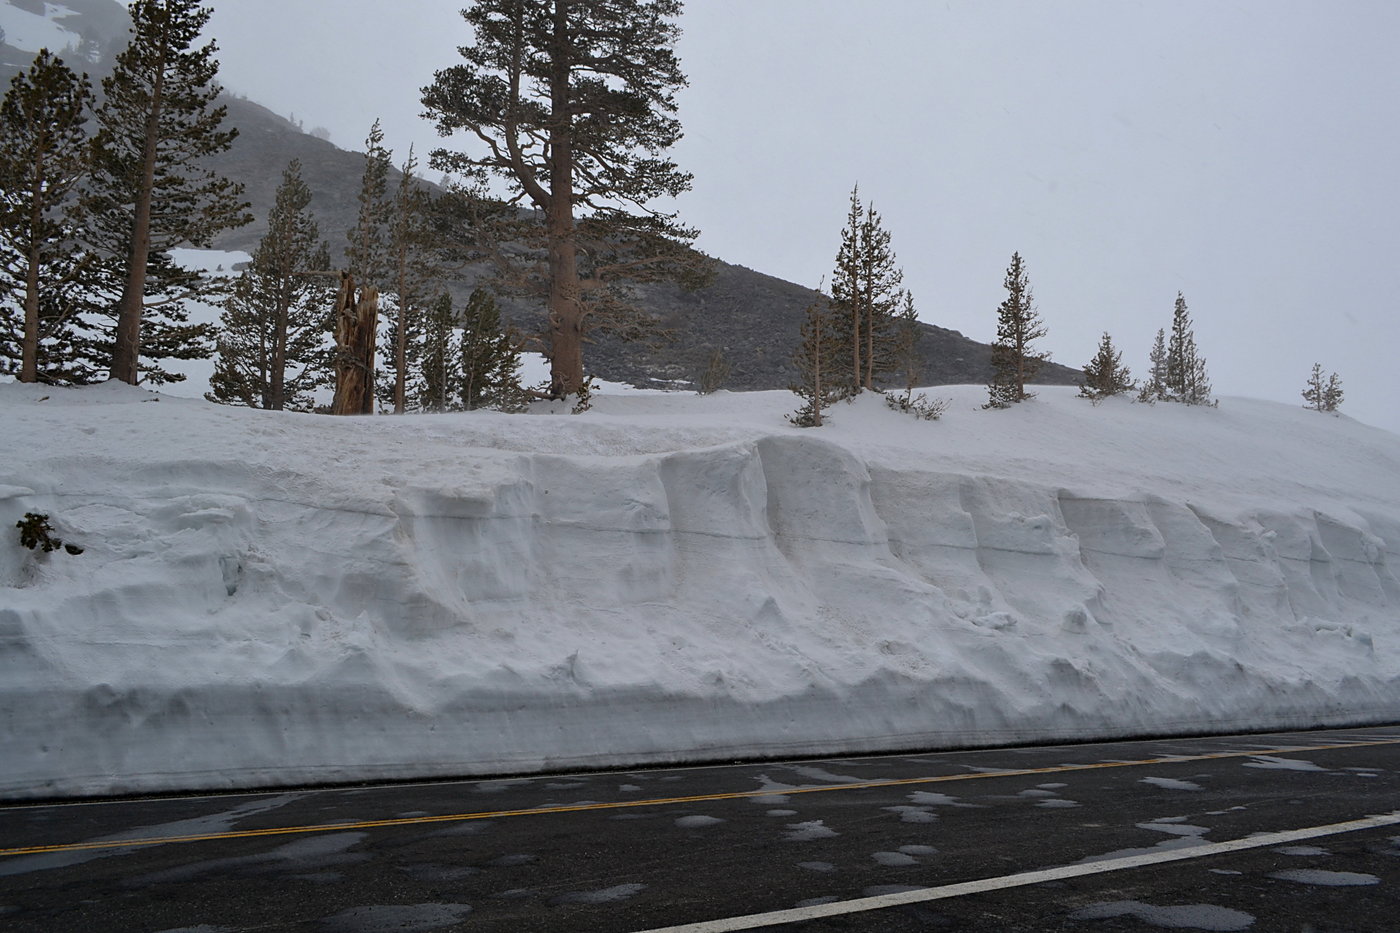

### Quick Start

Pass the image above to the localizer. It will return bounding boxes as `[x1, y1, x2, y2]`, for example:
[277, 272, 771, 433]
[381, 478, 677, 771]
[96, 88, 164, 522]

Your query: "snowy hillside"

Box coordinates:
[2, 384, 1399, 799]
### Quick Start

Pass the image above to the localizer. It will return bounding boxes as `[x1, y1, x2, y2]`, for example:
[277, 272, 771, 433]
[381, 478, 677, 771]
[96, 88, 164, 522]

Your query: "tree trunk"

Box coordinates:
[544, 0, 584, 399]
[270, 303, 288, 411]
[332, 272, 378, 415]
[20, 246, 40, 383]
[394, 301, 407, 414]
[109, 49, 166, 385]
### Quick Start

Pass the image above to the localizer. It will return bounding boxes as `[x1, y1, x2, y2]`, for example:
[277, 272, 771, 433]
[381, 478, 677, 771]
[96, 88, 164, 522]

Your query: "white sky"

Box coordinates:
[205, 0, 1400, 434]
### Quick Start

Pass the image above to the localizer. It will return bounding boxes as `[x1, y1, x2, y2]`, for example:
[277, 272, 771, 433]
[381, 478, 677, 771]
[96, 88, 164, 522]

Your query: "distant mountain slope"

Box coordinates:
[0, 0, 1080, 392]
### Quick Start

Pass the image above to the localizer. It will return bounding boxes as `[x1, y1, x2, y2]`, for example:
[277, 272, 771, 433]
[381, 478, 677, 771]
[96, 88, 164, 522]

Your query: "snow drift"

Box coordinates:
[2, 383, 1399, 799]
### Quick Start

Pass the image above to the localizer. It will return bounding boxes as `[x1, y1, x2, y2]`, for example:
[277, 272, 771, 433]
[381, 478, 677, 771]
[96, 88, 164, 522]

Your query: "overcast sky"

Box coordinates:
[205, 0, 1400, 434]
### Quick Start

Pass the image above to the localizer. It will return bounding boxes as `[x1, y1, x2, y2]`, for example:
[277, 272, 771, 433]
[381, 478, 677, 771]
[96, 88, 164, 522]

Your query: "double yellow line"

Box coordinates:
[4, 736, 1397, 859]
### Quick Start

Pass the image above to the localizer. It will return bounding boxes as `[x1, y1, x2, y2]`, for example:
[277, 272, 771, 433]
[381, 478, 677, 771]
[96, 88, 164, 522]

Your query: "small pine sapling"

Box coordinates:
[696, 348, 730, 394]
[788, 294, 842, 427]
[1302, 363, 1344, 413]
[15, 512, 83, 554]
[884, 292, 945, 420]
[1137, 329, 1168, 403]
[1078, 332, 1134, 403]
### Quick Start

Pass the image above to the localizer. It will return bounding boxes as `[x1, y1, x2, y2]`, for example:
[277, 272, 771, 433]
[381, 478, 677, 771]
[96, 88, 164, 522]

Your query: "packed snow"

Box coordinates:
[2, 379, 1400, 799]
[0, 3, 80, 55]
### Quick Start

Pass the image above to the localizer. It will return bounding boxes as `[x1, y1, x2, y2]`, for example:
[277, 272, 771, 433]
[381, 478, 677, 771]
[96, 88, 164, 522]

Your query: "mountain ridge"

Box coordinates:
[0, 0, 1081, 392]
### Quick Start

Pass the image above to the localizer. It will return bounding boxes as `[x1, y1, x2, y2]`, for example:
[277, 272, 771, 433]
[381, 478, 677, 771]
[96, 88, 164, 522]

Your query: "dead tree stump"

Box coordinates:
[331, 271, 379, 415]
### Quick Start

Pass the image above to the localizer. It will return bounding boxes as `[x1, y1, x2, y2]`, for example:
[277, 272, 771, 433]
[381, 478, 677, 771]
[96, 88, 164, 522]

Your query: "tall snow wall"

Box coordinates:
[2, 384, 1399, 798]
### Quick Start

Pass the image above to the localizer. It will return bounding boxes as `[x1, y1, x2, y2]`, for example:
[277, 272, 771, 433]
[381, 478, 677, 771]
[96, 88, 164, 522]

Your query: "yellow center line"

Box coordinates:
[3, 737, 1396, 859]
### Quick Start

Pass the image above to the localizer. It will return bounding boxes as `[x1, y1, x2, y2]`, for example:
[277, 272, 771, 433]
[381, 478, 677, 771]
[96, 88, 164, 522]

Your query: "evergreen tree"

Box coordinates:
[985, 251, 1047, 408]
[1302, 363, 1344, 413]
[1165, 291, 1212, 405]
[0, 49, 99, 384]
[1137, 328, 1168, 402]
[696, 347, 730, 394]
[418, 291, 459, 413]
[829, 185, 905, 394]
[1325, 371, 1344, 413]
[1078, 331, 1134, 402]
[206, 160, 333, 411]
[87, 0, 250, 385]
[857, 200, 904, 389]
[829, 186, 863, 395]
[458, 287, 522, 411]
[422, 0, 700, 399]
[380, 147, 439, 413]
[884, 291, 945, 420]
[788, 293, 842, 427]
[347, 120, 393, 289]
[334, 121, 393, 414]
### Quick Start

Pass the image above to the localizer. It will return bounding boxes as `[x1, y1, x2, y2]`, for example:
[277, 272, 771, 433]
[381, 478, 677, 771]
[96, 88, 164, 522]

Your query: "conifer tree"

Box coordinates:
[1325, 371, 1344, 413]
[829, 186, 905, 394]
[985, 251, 1047, 408]
[206, 159, 333, 411]
[380, 147, 439, 414]
[347, 120, 393, 292]
[788, 294, 842, 427]
[830, 186, 864, 395]
[458, 287, 522, 411]
[857, 201, 904, 389]
[87, 0, 250, 385]
[1164, 291, 1212, 405]
[333, 121, 392, 414]
[1137, 328, 1168, 403]
[1302, 363, 1344, 413]
[0, 49, 98, 384]
[1078, 332, 1134, 402]
[422, 0, 701, 399]
[418, 291, 459, 413]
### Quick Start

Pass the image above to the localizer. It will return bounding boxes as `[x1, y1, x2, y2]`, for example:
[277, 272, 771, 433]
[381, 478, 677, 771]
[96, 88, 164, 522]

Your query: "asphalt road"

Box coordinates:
[3, 725, 1400, 932]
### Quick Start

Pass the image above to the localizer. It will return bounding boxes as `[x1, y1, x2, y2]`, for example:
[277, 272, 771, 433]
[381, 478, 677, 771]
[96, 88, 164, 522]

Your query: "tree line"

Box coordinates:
[2, 0, 705, 413]
[2, 0, 1346, 422]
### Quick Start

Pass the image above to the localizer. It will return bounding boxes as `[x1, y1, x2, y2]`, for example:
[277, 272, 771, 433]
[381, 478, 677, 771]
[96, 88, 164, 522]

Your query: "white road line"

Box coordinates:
[633, 811, 1400, 933]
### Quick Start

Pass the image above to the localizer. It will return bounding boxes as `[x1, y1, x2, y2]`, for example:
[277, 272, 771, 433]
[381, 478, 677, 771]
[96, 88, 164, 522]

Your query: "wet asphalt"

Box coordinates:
[2, 724, 1400, 932]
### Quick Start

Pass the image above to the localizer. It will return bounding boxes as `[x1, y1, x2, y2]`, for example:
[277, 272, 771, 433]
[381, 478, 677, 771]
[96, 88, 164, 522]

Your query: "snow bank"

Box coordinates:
[2, 383, 1399, 798]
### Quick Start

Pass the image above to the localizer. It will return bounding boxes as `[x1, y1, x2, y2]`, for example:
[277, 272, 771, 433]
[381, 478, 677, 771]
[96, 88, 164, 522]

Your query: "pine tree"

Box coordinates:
[1137, 328, 1168, 402]
[883, 291, 945, 420]
[0, 49, 99, 384]
[1078, 332, 1134, 402]
[1303, 363, 1344, 413]
[206, 160, 333, 411]
[830, 186, 863, 395]
[1324, 372, 1344, 412]
[857, 201, 904, 389]
[87, 0, 250, 385]
[1165, 291, 1212, 405]
[458, 287, 522, 411]
[347, 120, 393, 290]
[985, 251, 1048, 408]
[828, 186, 905, 395]
[696, 347, 730, 394]
[788, 294, 842, 427]
[418, 291, 459, 413]
[380, 147, 439, 414]
[422, 0, 700, 399]
[333, 121, 392, 414]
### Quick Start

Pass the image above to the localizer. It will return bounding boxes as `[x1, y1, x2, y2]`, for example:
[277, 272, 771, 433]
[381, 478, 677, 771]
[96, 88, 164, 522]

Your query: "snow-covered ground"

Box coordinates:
[2, 381, 1399, 799]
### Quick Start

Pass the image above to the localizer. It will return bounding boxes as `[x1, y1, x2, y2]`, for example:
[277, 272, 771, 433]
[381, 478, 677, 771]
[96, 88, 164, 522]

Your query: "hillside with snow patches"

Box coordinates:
[2, 382, 1399, 799]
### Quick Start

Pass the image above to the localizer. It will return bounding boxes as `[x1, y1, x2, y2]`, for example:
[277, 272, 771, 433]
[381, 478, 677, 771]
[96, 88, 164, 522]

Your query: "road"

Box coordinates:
[2, 725, 1400, 931]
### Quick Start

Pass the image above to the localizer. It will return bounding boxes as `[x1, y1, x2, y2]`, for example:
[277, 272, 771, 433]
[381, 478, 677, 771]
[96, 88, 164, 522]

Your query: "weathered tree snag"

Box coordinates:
[331, 271, 378, 415]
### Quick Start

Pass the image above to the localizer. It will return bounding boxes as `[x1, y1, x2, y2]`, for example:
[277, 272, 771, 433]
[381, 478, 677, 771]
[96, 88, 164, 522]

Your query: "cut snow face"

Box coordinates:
[1, 383, 1399, 798]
